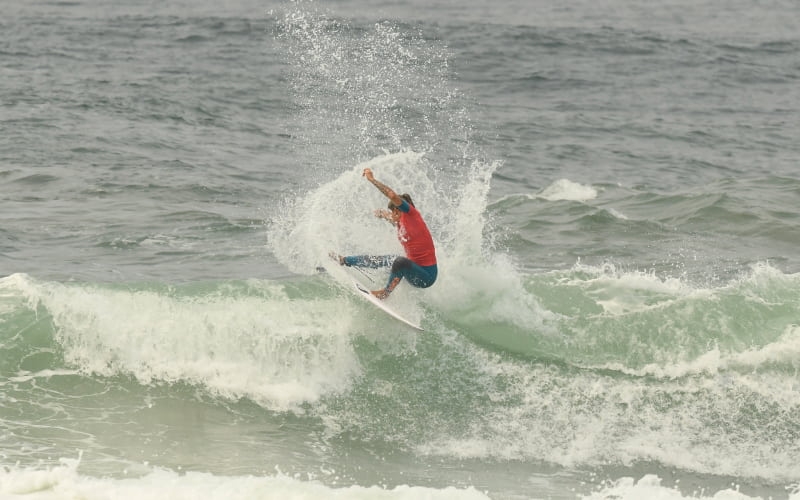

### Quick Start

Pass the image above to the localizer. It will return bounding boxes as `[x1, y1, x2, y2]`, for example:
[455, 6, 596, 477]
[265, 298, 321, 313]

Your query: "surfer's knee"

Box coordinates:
[391, 256, 413, 274]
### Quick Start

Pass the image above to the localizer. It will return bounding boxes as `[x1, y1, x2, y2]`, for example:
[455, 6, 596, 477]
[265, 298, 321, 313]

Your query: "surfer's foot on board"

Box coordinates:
[371, 277, 400, 300]
[328, 251, 345, 265]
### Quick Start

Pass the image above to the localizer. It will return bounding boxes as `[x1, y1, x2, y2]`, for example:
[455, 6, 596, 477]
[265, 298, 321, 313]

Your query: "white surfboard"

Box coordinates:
[352, 280, 424, 331]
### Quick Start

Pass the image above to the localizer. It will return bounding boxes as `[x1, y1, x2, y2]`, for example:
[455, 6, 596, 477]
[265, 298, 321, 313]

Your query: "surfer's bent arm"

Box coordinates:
[374, 209, 394, 222]
[363, 168, 402, 207]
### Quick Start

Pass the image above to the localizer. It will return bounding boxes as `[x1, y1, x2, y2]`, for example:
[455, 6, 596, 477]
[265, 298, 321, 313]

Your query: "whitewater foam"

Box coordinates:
[583, 475, 794, 500]
[5, 274, 362, 412]
[0, 458, 491, 500]
[537, 179, 598, 202]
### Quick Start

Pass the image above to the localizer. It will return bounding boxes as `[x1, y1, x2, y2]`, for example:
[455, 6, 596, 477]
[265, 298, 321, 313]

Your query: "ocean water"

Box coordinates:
[1, 0, 799, 499]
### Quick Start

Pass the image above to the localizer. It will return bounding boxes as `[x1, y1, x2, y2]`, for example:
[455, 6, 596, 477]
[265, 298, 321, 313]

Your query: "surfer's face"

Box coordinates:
[390, 207, 401, 223]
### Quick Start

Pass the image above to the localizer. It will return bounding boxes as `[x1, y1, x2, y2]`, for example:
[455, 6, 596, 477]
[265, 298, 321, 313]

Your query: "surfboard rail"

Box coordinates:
[352, 280, 424, 331]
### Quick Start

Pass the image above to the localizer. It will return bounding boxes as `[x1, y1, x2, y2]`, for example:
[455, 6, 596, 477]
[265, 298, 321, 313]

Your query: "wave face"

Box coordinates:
[3, 260, 799, 487]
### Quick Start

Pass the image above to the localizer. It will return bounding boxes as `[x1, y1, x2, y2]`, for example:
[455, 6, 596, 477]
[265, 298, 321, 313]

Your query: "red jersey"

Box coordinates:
[397, 202, 437, 266]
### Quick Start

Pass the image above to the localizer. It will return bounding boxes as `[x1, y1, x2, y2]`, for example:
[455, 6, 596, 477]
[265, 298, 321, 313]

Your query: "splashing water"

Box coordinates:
[268, 2, 544, 334]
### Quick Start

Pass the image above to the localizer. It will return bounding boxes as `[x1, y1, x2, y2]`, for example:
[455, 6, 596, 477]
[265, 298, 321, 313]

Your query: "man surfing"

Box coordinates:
[331, 168, 438, 299]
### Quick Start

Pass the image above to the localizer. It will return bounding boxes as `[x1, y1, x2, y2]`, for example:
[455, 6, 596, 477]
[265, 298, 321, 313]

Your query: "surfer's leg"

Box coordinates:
[390, 257, 437, 287]
[371, 257, 409, 299]
[372, 276, 402, 300]
[342, 255, 395, 268]
[375, 258, 438, 298]
[409, 263, 437, 288]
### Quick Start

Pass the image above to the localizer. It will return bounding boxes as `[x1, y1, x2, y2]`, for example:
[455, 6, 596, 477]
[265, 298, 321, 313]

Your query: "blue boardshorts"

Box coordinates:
[342, 255, 438, 290]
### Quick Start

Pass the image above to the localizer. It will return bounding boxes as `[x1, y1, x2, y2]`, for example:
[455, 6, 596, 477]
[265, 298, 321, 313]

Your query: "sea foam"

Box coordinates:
[0, 459, 490, 500]
[5, 273, 362, 412]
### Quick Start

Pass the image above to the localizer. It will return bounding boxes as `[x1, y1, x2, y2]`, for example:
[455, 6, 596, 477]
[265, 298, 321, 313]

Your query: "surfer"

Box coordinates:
[332, 168, 438, 299]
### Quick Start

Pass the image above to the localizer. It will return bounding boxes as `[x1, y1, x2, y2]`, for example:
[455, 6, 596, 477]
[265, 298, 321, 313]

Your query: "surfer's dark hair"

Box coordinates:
[389, 193, 414, 210]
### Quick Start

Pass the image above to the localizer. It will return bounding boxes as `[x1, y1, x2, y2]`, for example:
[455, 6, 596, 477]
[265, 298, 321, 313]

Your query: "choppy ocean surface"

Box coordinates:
[2, 0, 799, 498]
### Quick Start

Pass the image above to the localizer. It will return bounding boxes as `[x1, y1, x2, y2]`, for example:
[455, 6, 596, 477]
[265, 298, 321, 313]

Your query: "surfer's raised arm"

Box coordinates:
[363, 168, 403, 207]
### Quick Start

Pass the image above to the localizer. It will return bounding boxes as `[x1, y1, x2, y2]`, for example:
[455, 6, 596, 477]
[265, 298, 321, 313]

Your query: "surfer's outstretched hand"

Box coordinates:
[362, 168, 374, 181]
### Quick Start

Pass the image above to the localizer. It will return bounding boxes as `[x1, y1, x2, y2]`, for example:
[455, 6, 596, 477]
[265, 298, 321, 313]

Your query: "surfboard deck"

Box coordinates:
[352, 280, 424, 331]
[321, 253, 424, 331]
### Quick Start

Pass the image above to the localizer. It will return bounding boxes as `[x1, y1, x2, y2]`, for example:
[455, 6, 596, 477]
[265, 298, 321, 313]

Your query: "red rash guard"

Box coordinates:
[397, 201, 437, 266]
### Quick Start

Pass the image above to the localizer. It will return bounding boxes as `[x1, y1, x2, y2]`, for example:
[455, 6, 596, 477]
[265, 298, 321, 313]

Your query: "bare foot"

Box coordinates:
[371, 289, 389, 300]
[328, 251, 345, 265]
